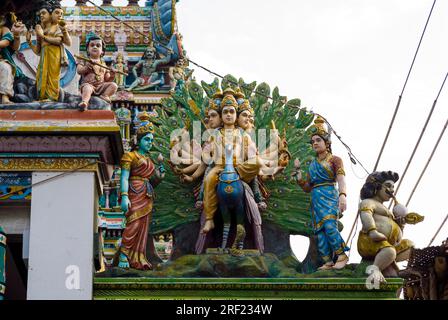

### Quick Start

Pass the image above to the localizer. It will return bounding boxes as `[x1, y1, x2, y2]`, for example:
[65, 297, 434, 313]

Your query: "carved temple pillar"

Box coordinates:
[0, 110, 123, 300]
[103, 186, 111, 209]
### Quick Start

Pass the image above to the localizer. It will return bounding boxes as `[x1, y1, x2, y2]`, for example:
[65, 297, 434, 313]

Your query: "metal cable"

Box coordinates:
[373, 0, 437, 171]
[405, 118, 448, 207]
[388, 72, 448, 208]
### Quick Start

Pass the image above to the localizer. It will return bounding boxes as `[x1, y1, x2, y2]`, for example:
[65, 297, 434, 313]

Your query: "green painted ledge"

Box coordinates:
[93, 277, 403, 300]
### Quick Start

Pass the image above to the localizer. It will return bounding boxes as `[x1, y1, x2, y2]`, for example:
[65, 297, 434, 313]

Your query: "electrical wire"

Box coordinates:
[373, 0, 437, 171]
[405, 118, 448, 207]
[388, 71, 448, 209]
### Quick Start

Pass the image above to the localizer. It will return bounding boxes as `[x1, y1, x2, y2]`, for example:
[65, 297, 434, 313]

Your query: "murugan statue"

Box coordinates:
[357, 171, 424, 283]
[118, 115, 166, 270]
[0, 12, 24, 104]
[199, 89, 262, 237]
[126, 44, 162, 92]
[292, 116, 349, 270]
[76, 33, 118, 111]
[27, 1, 71, 102]
[170, 87, 291, 255]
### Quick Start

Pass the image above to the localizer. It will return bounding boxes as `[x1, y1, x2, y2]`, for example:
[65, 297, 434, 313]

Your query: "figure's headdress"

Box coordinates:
[86, 32, 106, 57]
[0, 12, 17, 28]
[219, 87, 239, 112]
[207, 89, 223, 114]
[136, 111, 155, 137]
[39, 0, 62, 13]
[137, 122, 155, 136]
[235, 87, 254, 114]
[309, 116, 331, 142]
[366, 171, 399, 184]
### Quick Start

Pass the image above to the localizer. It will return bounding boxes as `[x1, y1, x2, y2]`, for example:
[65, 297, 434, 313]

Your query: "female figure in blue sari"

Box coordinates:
[293, 116, 349, 270]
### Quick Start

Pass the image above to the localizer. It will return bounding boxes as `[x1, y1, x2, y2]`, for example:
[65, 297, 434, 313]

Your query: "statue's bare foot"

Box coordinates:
[78, 101, 88, 112]
[370, 267, 386, 284]
[1, 95, 12, 104]
[333, 253, 349, 270]
[317, 262, 334, 271]
[201, 219, 214, 233]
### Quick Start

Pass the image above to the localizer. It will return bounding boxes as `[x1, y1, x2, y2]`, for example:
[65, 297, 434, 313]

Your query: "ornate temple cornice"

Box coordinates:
[0, 157, 99, 172]
[0, 110, 124, 184]
[64, 6, 152, 48]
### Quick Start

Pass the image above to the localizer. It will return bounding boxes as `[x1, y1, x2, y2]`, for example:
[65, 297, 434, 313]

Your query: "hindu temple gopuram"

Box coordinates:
[0, 0, 446, 301]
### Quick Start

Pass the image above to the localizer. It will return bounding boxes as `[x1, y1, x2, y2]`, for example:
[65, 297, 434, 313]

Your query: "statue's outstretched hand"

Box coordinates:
[26, 31, 32, 43]
[35, 25, 44, 38]
[338, 195, 347, 213]
[11, 21, 25, 36]
[195, 201, 203, 210]
[369, 229, 387, 242]
[181, 174, 193, 183]
[258, 202, 267, 211]
[290, 158, 302, 182]
[121, 195, 131, 213]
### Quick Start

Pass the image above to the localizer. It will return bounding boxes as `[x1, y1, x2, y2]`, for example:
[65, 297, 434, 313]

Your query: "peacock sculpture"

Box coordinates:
[145, 74, 321, 272]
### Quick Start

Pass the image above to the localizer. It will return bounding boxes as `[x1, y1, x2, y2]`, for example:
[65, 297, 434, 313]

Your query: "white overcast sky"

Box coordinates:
[62, 0, 448, 263]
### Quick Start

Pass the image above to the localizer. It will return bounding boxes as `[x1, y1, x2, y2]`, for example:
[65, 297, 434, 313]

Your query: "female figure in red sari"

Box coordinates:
[118, 120, 165, 270]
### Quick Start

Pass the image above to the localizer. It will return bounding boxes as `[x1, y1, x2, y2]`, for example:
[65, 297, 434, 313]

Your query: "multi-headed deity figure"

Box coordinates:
[292, 117, 349, 270]
[357, 171, 423, 283]
[0, 12, 24, 104]
[27, 1, 71, 102]
[199, 89, 262, 246]
[171, 88, 291, 255]
[76, 33, 118, 111]
[118, 115, 166, 270]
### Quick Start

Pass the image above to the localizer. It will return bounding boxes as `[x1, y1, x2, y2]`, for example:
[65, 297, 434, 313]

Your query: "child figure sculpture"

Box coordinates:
[76, 33, 118, 111]
[27, 2, 71, 102]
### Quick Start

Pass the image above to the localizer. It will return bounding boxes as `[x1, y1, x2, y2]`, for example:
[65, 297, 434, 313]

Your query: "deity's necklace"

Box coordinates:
[91, 59, 103, 81]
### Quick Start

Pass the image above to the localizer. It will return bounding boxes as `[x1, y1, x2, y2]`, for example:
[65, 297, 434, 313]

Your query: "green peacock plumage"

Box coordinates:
[149, 75, 316, 238]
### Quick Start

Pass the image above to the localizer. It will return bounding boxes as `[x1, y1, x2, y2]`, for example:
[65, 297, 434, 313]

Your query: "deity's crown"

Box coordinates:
[219, 87, 239, 112]
[137, 122, 155, 136]
[136, 111, 155, 135]
[208, 89, 223, 112]
[234, 88, 253, 114]
[138, 111, 151, 122]
[310, 116, 329, 139]
[86, 32, 100, 43]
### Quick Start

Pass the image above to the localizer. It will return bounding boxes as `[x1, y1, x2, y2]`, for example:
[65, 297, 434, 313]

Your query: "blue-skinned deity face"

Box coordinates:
[139, 133, 154, 153]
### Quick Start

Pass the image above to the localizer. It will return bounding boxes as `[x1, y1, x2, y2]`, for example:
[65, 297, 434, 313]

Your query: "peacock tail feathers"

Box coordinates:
[150, 74, 316, 236]
[201, 78, 220, 98]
